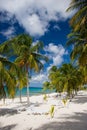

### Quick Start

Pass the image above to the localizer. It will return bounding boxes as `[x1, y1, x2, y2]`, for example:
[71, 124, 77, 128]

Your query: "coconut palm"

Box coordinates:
[67, 0, 87, 75]
[67, 0, 87, 32]
[14, 35, 48, 105]
[67, 32, 87, 66]
[67, 0, 87, 67]
[0, 56, 18, 103]
[16, 70, 28, 102]
[0, 34, 48, 105]
[67, 31, 87, 86]
[49, 66, 64, 94]
[67, 0, 87, 86]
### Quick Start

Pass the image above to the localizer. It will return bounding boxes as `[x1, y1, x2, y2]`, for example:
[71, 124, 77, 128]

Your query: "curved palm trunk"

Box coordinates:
[19, 89, 22, 103]
[26, 66, 30, 106]
[1, 84, 6, 104]
[27, 79, 29, 105]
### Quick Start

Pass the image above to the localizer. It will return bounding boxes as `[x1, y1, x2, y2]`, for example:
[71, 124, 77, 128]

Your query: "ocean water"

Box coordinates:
[16, 87, 55, 97]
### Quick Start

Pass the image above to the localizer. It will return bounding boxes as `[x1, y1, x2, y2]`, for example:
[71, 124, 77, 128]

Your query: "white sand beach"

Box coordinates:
[0, 91, 87, 130]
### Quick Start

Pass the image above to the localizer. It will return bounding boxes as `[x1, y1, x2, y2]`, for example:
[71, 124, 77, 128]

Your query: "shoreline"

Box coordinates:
[0, 91, 87, 130]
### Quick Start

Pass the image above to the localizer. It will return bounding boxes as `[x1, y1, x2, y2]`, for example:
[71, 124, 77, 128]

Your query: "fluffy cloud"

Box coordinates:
[45, 43, 68, 66]
[0, 0, 72, 37]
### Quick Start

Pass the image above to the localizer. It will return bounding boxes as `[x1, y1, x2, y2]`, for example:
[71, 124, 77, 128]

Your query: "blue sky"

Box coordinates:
[0, 0, 73, 87]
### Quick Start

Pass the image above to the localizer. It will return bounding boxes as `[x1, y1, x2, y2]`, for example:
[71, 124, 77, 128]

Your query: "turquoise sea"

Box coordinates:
[16, 87, 55, 97]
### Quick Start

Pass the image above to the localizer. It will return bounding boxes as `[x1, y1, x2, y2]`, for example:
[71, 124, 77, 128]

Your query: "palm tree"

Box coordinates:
[67, 0, 87, 86]
[67, 32, 87, 86]
[48, 66, 64, 94]
[16, 70, 27, 102]
[67, 0, 87, 84]
[67, 0, 87, 32]
[0, 56, 18, 103]
[0, 34, 48, 105]
[67, 0, 87, 67]
[67, 32, 87, 67]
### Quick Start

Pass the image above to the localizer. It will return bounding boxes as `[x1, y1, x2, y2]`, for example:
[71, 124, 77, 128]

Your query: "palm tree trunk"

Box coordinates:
[3, 97, 5, 104]
[27, 82, 29, 105]
[19, 89, 22, 103]
[75, 90, 77, 95]
[2, 85, 6, 104]
[26, 67, 30, 105]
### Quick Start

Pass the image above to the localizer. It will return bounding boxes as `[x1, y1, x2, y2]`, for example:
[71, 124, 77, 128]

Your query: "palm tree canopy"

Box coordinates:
[47, 64, 83, 95]
[0, 34, 48, 72]
[67, 0, 87, 32]
[67, 0, 87, 86]
[0, 56, 17, 98]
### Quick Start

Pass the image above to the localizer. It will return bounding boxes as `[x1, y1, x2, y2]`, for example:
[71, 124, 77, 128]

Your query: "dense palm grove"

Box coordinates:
[0, 0, 87, 102]
[43, 0, 87, 97]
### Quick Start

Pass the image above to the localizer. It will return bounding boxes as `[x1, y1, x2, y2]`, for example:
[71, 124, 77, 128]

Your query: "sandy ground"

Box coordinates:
[0, 91, 87, 130]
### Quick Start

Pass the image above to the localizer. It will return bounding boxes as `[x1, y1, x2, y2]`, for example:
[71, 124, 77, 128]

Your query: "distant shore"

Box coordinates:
[5, 87, 55, 97]
[0, 91, 87, 130]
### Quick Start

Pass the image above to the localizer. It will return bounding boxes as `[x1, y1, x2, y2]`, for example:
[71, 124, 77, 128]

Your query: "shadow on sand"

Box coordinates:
[34, 111, 87, 130]
[72, 94, 87, 104]
[0, 108, 19, 116]
[0, 124, 17, 130]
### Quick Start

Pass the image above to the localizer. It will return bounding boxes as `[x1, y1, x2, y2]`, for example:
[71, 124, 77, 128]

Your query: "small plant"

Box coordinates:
[49, 105, 55, 118]
[43, 94, 47, 101]
[62, 98, 68, 106]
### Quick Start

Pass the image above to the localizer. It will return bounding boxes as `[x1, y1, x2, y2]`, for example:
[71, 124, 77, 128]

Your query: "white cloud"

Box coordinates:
[30, 43, 68, 85]
[30, 43, 68, 84]
[0, 0, 72, 37]
[53, 55, 63, 65]
[45, 43, 68, 66]
[20, 14, 48, 36]
[31, 73, 48, 83]
[1, 26, 15, 39]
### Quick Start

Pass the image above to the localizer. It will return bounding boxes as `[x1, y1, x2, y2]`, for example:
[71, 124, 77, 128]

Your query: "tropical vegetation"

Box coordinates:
[0, 0, 87, 104]
[67, 0, 87, 85]
[0, 34, 48, 104]
[43, 0, 87, 97]
[43, 64, 83, 98]
[0, 56, 23, 103]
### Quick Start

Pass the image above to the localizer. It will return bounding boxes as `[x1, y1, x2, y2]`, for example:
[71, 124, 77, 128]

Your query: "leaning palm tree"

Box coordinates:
[48, 66, 64, 94]
[0, 34, 48, 105]
[67, 0, 87, 32]
[15, 35, 48, 105]
[16, 70, 28, 102]
[66, 0, 87, 85]
[0, 56, 18, 103]
[67, 31, 87, 85]
[67, 32, 87, 66]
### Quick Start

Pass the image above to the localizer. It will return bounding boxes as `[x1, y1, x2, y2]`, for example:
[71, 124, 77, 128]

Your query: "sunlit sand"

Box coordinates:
[0, 91, 87, 130]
